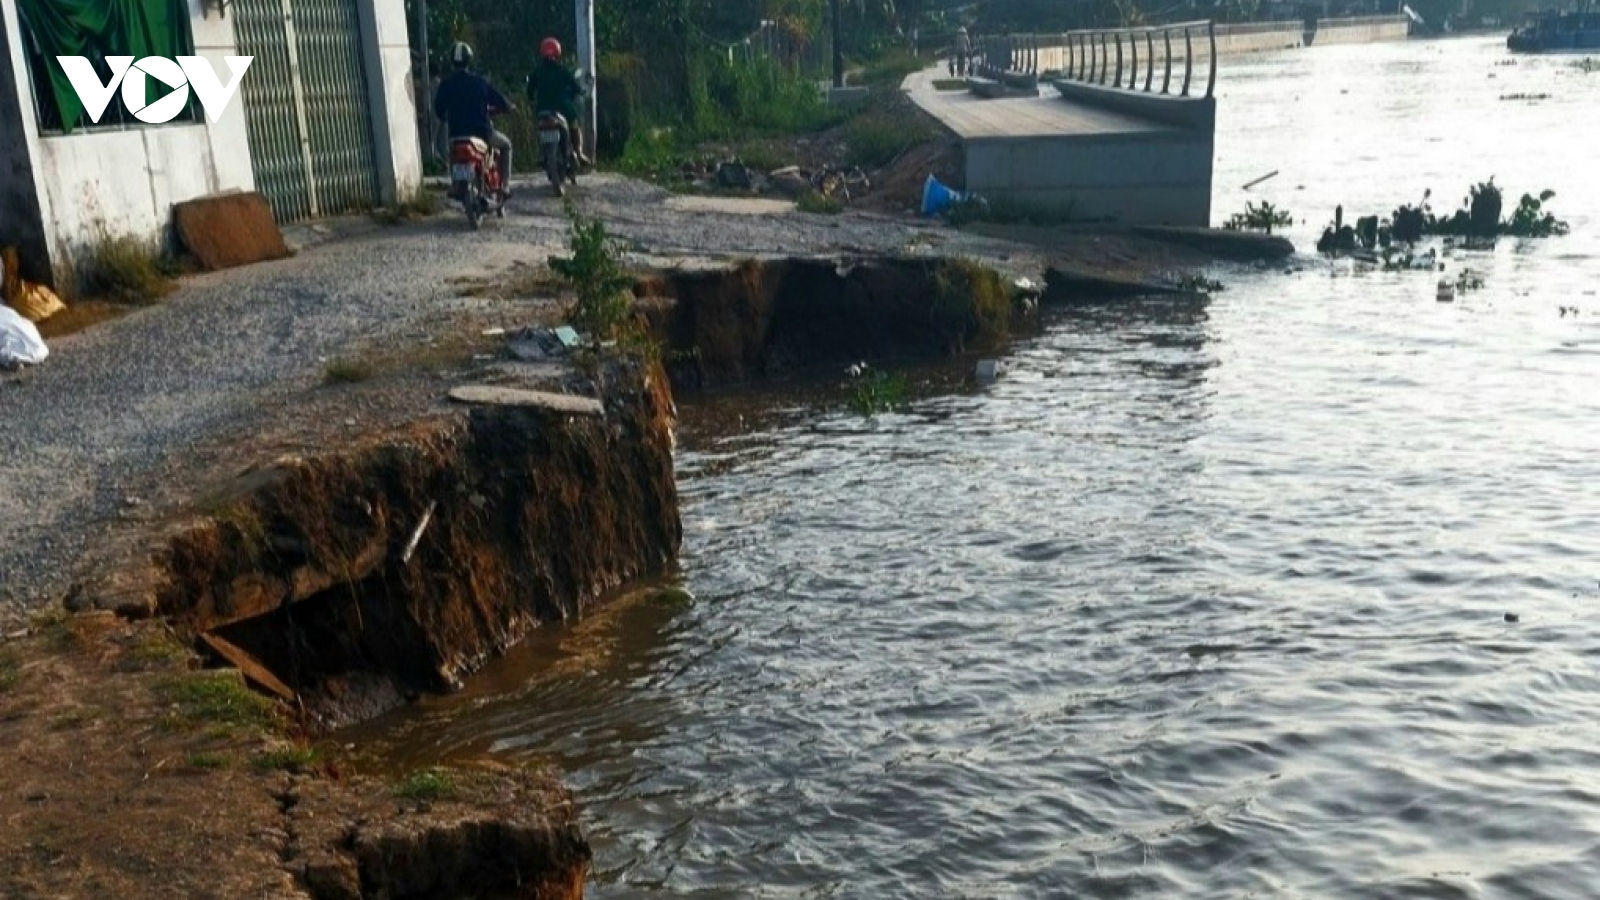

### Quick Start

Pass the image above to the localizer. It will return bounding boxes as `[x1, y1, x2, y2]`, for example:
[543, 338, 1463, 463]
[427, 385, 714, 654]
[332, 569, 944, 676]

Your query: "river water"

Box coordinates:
[359, 37, 1600, 899]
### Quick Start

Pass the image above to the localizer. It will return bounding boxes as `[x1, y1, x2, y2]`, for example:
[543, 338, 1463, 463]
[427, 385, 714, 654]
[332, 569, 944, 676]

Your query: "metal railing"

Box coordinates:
[1057, 21, 1216, 98]
[993, 20, 1218, 100]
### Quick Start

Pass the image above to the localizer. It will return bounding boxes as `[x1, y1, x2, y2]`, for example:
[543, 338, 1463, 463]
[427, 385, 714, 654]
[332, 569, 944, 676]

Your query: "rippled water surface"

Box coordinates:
[360, 38, 1600, 898]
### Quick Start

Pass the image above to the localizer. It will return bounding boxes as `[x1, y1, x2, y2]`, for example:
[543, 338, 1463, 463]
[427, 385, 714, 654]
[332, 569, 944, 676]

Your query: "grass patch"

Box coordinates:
[123, 628, 190, 671]
[796, 191, 844, 215]
[855, 50, 927, 87]
[81, 233, 174, 304]
[157, 671, 278, 733]
[322, 357, 375, 385]
[252, 746, 319, 774]
[50, 707, 97, 731]
[0, 652, 17, 693]
[394, 768, 455, 801]
[843, 110, 936, 170]
[932, 79, 969, 91]
[187, 752, 230, 770]
[373, 189, 443, 225]
[931, 258, 1011, 353]
[30, 607, 81, 653]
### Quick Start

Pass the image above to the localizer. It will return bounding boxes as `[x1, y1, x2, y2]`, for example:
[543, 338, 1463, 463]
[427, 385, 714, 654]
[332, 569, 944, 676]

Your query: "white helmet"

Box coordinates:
[450, 41, 474, 69]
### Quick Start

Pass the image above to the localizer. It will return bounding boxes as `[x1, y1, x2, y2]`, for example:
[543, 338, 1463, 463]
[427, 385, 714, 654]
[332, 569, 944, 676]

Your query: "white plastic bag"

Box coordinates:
[0, 304, 48, 367]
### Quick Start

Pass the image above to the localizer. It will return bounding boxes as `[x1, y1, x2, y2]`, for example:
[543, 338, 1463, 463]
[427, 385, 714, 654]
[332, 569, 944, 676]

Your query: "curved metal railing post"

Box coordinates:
[1206, 21, 1218, 98]
[1162, 30, 1173, 94]
[1182, 25, 1193, 96]
[1129, 31, 1138, 90]
[1145, 30, 1155, 91]
[1113, 33, 1123, 88]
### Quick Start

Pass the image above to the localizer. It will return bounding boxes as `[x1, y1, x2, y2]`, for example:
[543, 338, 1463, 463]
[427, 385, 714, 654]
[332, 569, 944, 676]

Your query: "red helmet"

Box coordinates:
[540, 38, 562, 60]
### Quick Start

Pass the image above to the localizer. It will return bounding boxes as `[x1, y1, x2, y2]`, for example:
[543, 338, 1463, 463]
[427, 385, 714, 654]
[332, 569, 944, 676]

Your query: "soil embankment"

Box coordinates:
[1, 170, 1298, 898]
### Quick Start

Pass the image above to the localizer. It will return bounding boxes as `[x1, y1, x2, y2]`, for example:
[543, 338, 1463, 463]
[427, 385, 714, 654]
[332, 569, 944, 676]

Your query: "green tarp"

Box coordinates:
[17, 0, 189, 132]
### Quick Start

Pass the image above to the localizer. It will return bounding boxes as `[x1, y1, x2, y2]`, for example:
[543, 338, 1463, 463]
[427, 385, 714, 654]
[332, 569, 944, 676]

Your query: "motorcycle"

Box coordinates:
[536, 111, 578, 197]
[447, 115, 508, 229]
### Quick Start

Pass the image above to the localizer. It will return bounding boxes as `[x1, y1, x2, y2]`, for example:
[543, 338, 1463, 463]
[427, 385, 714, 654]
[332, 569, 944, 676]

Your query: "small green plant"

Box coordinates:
[157, 672, 277, 733]
[1175, 273, 1224, 293]
[252, 746, 319, 774]
[0, 652, 18, 694]
[322, 357, 375, 385]
[848, 366, 909, 416]
[82, 232, 174, 303]
[549, 206, 636, 343]
[931, 258, 1011, 353]
[1223, 202, 1293, 235]
[395, 768, 455, 801]
[187, 752, 230, 770]
[1504, 190, 1569, 237]
[796, 190, 844, 215]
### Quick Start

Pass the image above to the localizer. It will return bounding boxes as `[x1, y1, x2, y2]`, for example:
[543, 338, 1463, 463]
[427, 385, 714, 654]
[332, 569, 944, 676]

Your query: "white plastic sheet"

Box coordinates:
[0, 304, 48, 367]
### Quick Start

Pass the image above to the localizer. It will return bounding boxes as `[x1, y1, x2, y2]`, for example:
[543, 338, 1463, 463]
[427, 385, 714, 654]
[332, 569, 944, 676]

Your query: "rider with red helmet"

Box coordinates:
[526, 37, 590, 166]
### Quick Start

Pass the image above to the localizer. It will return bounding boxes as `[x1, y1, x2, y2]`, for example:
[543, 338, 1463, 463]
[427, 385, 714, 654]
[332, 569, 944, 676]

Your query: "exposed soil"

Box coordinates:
[0, 154, 1298, 898]
[0, 615, 587, 900]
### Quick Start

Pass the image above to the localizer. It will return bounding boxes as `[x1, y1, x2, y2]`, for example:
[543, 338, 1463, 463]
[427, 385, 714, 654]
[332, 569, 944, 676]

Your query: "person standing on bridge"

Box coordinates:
[954, 26, 971, 76]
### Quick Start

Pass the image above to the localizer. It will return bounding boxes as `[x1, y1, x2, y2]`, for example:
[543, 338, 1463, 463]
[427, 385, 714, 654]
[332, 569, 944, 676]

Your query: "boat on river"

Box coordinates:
[1506, 6, 1600, 52]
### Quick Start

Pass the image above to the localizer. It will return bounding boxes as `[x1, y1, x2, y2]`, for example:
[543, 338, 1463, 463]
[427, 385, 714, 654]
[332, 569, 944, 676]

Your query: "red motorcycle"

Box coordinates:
[447, 112, 508, 229]
[536, 110, 578, 197]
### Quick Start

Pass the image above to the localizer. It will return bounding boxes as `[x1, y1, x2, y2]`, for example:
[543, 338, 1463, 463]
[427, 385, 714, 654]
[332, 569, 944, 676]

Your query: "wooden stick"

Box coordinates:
[401, 501, 437, 565]
[1243, 170, 1279, 191]
[198, 633, 296, 702]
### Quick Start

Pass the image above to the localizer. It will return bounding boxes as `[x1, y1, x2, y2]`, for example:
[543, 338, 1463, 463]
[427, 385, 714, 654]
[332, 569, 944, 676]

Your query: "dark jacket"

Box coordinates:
[526, 60, 583, 120]
[433, 69, 510, 140]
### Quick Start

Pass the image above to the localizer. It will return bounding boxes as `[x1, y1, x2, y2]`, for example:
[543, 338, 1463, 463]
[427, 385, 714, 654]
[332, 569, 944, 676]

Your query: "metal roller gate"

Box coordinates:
[232, 0, 380, 222]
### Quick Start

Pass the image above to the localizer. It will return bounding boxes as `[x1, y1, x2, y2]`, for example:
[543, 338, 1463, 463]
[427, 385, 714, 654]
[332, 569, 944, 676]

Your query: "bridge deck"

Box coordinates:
[903, 67, 1173, 140]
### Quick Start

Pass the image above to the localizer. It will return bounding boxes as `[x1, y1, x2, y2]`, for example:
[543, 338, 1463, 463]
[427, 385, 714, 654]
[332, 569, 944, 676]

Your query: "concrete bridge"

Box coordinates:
[906, 21, 1218, 227]
[905, 16, 1409, 228]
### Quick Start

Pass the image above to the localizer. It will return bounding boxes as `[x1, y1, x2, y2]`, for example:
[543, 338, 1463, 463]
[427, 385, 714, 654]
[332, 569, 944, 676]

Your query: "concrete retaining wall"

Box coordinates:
[965, 129, 1214, 227]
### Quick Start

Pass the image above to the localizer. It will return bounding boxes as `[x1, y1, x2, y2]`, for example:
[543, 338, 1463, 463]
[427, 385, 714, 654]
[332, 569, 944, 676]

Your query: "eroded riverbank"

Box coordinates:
[0, 170, 1296, 897]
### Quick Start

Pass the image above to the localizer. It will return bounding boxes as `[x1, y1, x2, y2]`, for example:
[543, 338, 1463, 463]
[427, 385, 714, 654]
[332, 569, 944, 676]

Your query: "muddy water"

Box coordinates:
[355, 38, 1600, 898]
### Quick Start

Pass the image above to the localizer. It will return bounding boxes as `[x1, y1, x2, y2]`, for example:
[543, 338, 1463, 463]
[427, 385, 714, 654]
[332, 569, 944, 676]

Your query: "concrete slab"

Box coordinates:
[448, 386, 604, 415]
[904, 67, 1169, 140]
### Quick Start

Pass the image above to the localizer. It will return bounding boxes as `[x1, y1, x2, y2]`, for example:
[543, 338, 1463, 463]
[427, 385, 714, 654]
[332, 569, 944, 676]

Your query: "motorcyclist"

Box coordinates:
[433, 41, 514, 198]
[526, 37, 590, 167]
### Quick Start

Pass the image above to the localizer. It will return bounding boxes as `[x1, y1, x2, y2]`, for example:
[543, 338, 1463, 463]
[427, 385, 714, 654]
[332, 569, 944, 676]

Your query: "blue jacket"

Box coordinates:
[434, 70, 510, 140]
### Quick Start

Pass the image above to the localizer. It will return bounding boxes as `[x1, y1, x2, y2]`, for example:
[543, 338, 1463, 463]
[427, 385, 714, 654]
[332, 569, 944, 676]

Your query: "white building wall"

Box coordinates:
[359, 0, 422, 204]
[21, 0, 255, 281]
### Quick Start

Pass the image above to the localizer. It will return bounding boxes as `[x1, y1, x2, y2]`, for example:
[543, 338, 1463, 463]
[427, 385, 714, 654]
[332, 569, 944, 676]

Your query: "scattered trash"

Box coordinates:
[1436, 279, 1456, 302]
[0, 305, 49, 369]
[715, 161, 756, 191]
[975, 359, 1001, 385]
[920, 175, 966, 217]
[1504, 612, 1520, 623]
[2, 246, 67, 324]
[480, 326, 506, 337]
[504, 325, 583, 361]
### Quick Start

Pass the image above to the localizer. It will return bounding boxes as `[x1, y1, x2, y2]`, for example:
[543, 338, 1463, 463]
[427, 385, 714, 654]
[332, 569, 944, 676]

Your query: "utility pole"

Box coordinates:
[414, 0, 434, 161]
[576, 0, 597, 155]
[831, 0, 844, 88]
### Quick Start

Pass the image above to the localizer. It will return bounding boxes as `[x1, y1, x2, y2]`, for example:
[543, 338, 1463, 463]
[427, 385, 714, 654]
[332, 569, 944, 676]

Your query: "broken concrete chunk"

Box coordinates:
[447, 386, 603, 415]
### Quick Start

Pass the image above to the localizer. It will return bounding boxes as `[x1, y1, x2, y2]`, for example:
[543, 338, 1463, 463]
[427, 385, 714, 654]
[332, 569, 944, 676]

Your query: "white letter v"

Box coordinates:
[58, 56, 134, 123]
[179, 56, 253, 124]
